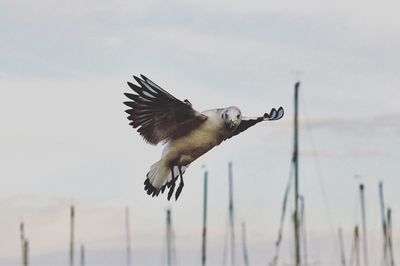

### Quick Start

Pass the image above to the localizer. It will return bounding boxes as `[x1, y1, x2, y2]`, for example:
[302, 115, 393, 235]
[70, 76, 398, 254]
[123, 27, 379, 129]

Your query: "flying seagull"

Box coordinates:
[124, 75, 284, 200]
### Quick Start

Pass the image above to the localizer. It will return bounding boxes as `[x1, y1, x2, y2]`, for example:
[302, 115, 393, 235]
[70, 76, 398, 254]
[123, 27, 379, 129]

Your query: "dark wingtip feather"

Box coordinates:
[133, 75, 143, 85]
[124, 92, 138, 101]
[123, 101, 133, 107]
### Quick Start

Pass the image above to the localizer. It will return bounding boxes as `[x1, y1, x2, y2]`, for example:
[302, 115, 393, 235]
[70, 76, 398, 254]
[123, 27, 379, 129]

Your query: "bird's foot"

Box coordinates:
[175, 166, 185, 200]
[167, 178, 177, 201]
[175, 182, 184, 200]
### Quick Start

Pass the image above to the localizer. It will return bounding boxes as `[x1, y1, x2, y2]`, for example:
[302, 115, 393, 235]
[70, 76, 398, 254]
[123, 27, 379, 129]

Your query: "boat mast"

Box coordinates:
[80, 245, 85, 266]
[166, 209, 172, 266]
[387, 209, 395, 266]
[293, 81, 301, 266]
[241, 222, 249, 266]
[70, 205, 75, 266]
[125, 207, 132, 266]
[299, 195, 308, 266]
[355, 226, 360, 266]
[359, 184, 369, 266]
[379, 182, 389, 266]
[202, 169, 208, 266]
[338, 228, 347, 266]
[228, 162, 235, 266]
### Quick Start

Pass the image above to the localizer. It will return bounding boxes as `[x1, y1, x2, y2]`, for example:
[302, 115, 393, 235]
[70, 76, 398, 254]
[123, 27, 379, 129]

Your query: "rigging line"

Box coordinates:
[269, 161, 294, 266]
[299, 92, 337, 240]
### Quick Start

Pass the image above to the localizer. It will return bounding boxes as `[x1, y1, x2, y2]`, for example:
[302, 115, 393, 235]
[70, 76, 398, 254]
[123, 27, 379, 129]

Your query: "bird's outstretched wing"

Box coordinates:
[124, 75, 207, 145]
[226, 107, 284, 140]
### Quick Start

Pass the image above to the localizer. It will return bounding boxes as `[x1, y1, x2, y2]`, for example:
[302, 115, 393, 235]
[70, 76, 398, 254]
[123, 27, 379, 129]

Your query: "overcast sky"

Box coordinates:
[1, 1, 400, 265]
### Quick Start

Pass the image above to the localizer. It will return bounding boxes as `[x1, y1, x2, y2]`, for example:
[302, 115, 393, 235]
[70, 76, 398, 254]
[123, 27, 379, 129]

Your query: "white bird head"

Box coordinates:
[221, 106, 242, 130]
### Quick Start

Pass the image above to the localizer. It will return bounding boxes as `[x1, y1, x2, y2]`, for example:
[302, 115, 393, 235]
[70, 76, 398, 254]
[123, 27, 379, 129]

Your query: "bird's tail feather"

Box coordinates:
[146, 160, 170, 189]
[144, 161, 189, 197]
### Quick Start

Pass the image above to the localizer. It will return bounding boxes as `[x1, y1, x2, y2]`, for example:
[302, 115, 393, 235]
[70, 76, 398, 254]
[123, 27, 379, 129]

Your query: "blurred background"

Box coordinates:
[1, 0, 399, 265]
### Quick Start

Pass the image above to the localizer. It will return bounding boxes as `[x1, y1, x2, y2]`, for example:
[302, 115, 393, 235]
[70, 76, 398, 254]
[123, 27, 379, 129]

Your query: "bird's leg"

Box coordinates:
[167, 166, 177, 201]
[175, 166, 184, 200]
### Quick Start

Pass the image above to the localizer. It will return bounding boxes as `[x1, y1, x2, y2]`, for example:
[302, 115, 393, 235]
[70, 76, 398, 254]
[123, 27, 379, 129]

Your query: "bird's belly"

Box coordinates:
[164, 125, 223, 165]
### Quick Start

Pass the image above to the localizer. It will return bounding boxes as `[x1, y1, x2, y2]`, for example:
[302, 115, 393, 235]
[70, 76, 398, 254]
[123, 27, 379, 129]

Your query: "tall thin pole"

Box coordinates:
[80, 245, 85, 266]
[241, 222, 249, 266]
[338, 228, 347, 266]
[355, 226, 360, 266]
[125, 207, 132, 266]
[70, 205, 75, 266]
[228, 162, 235, 266]
[379, 182, 389, 266]
[202, 170, 208, 266]
[359, 184, 369, 266]
[387, 209, 395, 266]
[299, 196, 308, 266]
[294, 81, 301, 266]
[166, 209, 172, 266]
[23, 239, 29, 266]
[20, 221, 25, 266]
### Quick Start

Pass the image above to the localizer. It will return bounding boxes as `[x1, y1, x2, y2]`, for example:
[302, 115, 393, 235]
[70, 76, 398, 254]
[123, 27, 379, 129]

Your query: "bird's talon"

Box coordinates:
[167, 183, 175, 201]
[175, 183, 184, 200]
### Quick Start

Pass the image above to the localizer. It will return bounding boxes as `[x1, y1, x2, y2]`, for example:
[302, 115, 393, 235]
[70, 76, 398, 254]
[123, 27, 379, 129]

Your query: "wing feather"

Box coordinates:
[124, 75, 207, 144]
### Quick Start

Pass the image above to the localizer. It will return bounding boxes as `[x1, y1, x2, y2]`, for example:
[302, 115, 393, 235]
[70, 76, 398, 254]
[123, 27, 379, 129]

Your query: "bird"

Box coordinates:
[124, 75, 284, 200]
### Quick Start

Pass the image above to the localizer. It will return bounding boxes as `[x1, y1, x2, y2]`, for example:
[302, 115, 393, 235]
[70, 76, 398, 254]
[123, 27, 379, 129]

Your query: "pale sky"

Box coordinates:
[1, 1, 400, 265]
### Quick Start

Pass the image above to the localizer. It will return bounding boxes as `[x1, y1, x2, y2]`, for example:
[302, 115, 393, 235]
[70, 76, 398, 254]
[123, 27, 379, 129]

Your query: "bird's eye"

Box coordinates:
[237, 115, 240, 119]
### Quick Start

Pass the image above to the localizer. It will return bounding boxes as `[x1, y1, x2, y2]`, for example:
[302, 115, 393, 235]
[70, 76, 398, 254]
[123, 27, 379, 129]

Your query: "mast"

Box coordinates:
[355, 226, 360, 266]
[202, 169, 208, 266]
[166, 209, 172, 266]
[23, 239, 29, 266]
[125, 207, 132, 266]
[70, 205, 75, 266]
[293, 81, 301, 266]
[387, 209, 395, 266]
[80, 245, 85, 266]
[228, 161, 236, 266]
[359, 184, 369, 266]
[379, 182, 389, 266]
[338, 228, 346, 266]
[20, 221, 25, 266]
[299, 196, 308, 266]
[241, 222, 249, 266]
